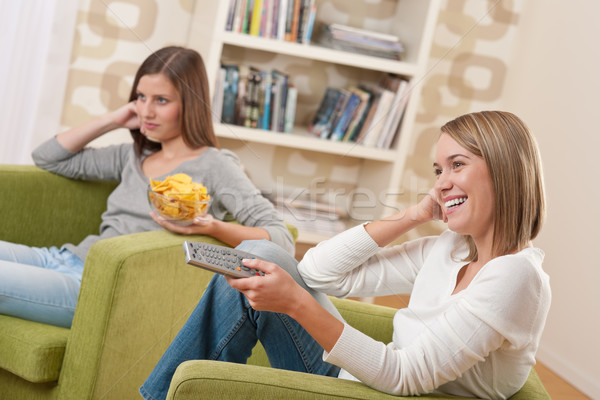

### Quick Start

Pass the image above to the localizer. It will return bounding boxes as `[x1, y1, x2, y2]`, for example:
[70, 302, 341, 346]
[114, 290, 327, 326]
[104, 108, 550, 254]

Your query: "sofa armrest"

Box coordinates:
[56, 229, 224, 399]
[0, 165, 116, 247]
[167, 360, 466, 400]
[168, 361, 549, 400]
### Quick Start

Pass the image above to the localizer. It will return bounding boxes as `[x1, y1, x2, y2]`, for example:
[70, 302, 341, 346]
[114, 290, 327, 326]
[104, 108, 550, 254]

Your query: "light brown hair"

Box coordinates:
[129, 46, 219, 156]
[441, 111, 546, 260]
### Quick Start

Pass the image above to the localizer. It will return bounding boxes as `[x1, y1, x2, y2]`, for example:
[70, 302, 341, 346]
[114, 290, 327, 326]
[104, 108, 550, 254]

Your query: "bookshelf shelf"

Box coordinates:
[221, 31, 419, 76]
[215, 123, 399, 162]
[188, 0, 441, 245]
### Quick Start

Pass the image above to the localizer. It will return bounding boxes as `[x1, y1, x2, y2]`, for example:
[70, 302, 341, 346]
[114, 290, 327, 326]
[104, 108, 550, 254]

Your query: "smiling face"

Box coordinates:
[433, 133, 495, 243]
[135, 73, 183, 143]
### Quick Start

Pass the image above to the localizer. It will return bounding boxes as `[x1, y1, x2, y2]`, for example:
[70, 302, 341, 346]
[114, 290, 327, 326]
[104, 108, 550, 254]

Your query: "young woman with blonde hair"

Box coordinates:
[141, 110, 550, 400]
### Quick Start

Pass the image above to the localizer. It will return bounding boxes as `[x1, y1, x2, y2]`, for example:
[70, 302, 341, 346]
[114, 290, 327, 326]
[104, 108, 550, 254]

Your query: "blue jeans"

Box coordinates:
[0, 240, 84, 328]
[139, 240, 343, 400]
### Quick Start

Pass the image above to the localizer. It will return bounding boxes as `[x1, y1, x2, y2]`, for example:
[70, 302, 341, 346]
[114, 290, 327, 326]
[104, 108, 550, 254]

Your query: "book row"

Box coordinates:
[213, 64, 298, 133]
[309, 74, 410, 149]
[225, 0, 317, 44]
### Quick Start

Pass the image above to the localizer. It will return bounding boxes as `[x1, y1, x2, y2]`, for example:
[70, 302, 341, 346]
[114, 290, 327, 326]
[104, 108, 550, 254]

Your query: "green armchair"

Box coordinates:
[0, 165, 298, 400]
[166, 297, 550, 399]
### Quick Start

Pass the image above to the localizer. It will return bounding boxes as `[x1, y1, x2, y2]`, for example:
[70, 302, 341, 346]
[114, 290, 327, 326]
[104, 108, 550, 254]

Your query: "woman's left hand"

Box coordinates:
[225, 259, 305, 315]
[150, 211, 216, 235]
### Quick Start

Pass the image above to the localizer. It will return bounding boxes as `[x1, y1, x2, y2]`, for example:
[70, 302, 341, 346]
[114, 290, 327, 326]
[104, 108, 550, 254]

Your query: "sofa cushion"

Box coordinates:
[0, 314, 68, 383]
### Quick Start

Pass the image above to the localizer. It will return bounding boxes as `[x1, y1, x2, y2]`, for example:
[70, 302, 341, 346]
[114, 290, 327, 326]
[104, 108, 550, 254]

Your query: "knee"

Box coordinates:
[236, 240, 297, 270]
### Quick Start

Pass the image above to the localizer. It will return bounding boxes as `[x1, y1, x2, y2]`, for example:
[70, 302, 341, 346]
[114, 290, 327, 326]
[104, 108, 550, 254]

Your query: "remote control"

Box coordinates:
[182, 241, 265, 278]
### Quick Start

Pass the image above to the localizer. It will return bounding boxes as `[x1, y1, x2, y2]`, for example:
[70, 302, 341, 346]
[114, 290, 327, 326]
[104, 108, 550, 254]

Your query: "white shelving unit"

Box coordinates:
[188, 0, 440, 244]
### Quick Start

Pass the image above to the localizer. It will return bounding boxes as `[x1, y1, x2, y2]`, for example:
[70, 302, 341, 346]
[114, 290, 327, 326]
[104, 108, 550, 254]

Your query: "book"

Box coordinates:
[284, 0, 295, 41]
[221, 64, 239, 124]
[343, 87, 371, 142]
[314, 22, 405, 60]
[212, 67, 226, 123]
[241, 0, 253, 34]
[273, 70, 289, 132]
[289, 0, 301, 42]
[276, 0, 288, 40]
[261, 0, 271, 37]
[283, 85, 297, 133]
[309, 87, 343, 138]
[359, 86, 395, 147]
[329, 23, 399, 43]
[269, 77, 281, 131]
[302, 0, 317, 44]
[225, 0, 237, 31]
[244, 68, 262, 128]
[321, 88, 349, 139]
[249, 0, 263, 36]
[377, 78, 409, 148]
[354, 84, 382, 144]
[232, 0, 245, 32]
[259, 70, 272, 129]
[266, 194, 347, 236]
[330, 91, 361, 141]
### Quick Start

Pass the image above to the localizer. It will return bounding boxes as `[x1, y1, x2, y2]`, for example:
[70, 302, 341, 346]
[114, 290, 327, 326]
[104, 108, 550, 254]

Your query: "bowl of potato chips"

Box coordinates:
[148, 173, 211, 225]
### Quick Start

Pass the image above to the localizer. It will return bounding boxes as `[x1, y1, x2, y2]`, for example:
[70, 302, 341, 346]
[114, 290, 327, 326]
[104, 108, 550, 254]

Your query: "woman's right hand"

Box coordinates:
[110, 101, 141, 131]
[56, 101, 141, 152]
[412, 187, 447, 223]
[364, 187, 447, 247]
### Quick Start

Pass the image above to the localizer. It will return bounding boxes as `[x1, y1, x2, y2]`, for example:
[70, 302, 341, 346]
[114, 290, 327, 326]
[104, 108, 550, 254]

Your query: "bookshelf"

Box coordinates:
[188, 0, 441, 244]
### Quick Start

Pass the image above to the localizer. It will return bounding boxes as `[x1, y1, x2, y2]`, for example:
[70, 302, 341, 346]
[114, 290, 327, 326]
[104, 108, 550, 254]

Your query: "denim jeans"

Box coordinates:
[0, 240, 84, 328]
[139, 239, 343, 400]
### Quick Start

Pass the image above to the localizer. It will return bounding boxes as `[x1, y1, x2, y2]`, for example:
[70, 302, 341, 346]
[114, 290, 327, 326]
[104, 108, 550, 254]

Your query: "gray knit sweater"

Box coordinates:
[32, 137, 294, 260]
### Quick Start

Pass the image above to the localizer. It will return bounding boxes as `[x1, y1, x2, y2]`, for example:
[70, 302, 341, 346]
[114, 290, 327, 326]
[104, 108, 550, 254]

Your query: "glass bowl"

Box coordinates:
[147, 186, 211, 226]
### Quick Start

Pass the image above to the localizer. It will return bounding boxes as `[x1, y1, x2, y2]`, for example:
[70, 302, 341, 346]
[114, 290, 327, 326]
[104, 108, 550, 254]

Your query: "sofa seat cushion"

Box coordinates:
[0, 315, 68, 383]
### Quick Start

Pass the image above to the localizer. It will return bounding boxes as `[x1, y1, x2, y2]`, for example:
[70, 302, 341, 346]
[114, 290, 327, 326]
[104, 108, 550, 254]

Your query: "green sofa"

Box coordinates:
[166, 297, 550, 400]
[0, 165, 298, 400]
[0, 165, 550, 400]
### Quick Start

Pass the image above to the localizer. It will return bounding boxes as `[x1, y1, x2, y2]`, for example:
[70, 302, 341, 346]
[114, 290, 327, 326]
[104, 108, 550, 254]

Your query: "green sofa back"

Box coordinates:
[0, 165, 117, 247]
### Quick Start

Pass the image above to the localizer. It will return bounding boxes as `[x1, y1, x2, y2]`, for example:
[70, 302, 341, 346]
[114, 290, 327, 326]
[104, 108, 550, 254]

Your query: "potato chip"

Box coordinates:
[148, 173, 210, 223]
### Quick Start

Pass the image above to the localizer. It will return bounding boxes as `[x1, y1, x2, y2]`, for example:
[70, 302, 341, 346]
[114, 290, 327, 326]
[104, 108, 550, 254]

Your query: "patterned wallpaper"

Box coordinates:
[62, 0, 195, 146]
[62, 0, 522, 239]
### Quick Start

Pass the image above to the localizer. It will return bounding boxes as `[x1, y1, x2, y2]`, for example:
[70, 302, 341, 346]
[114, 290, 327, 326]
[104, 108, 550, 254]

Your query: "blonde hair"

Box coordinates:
[441, 111, 546, 260]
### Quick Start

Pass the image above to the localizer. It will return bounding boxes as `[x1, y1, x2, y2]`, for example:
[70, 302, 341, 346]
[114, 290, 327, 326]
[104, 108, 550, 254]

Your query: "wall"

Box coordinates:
[501, 1, 600, 398]
[60, 0, 196, 148]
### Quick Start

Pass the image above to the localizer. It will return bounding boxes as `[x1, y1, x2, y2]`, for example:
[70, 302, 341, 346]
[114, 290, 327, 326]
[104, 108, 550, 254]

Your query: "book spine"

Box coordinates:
[277, 0, 288, 40]
[271, 79, 281, 131]
[290, 0, 302, 42]
[302, 0, 316, 44]
[283, 85, 297, 133]
[261, 71, 272, 129]
[213, 67, 226, 123]
[249, 0, 264, 36]
[221, 65, 240, 124]
[270, 0, 279, 39]
[296, 0, 307, 43]
[279, 75, 289, 132]
[284, 0, 295, 41]
[330, 93, 360, 141]
[241, 0, 253, 34]
[309, 87, 340, 137]
[260, 0, 270, 37]
[233, 0, 245, 33]
[225, 0, 237, 31]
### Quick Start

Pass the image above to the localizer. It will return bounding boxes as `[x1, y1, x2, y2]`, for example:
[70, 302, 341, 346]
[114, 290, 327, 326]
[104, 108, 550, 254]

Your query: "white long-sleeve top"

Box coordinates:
[298, 225, 551, 399]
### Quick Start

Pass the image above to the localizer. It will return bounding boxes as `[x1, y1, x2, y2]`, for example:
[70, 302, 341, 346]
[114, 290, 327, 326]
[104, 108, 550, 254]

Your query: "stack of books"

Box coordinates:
[267, 195, 347, 237]
[213, 63, 298, 133]
[313, 23, 405, 61]
[225, 0, 317, 44]
[308, 74, 410, 149]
